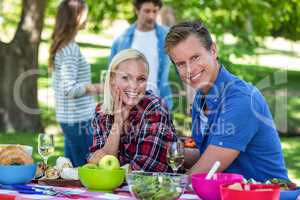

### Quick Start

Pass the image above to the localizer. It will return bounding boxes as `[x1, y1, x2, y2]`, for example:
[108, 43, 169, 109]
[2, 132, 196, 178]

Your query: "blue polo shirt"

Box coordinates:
[192, 65, 289, 182]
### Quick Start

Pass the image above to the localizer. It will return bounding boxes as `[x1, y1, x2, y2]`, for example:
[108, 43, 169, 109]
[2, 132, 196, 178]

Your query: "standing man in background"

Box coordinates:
[109, 0, 173, 109]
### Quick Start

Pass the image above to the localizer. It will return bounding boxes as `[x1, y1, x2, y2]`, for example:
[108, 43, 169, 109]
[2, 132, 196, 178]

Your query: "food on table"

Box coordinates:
[36, 157, 79, 180]
[268, 178, 298, 190]
[184, 137, 196, 148]
[60, 168, 79, 180]
[228, 182, 243, 190]
[82, 155, 121, 170]
[35, 161, 47, 179]
[98, 155, 120, 170]
[0, 146, 33, 165]
[82, 163, 98, 169]
[56, 156, 73, 172]
[127, 172, 187, 200]
[44, 166, 60, 179]
[243, 178, 298, 191]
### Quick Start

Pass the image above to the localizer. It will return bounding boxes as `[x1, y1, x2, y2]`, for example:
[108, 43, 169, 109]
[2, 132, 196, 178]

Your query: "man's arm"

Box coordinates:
[187, 144, 239, 176]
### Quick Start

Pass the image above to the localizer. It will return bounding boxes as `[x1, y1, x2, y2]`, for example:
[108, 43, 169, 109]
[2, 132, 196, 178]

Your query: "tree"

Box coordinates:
[0, 0, 46, 132]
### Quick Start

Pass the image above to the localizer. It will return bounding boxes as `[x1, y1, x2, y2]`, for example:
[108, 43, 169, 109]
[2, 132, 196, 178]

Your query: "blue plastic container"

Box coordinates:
[0, 164, 36, 185]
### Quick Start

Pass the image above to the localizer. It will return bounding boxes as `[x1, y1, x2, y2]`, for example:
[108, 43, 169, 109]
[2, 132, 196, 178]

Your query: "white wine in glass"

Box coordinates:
[38, 133, 55, 166]
[167, 140, 185, 173]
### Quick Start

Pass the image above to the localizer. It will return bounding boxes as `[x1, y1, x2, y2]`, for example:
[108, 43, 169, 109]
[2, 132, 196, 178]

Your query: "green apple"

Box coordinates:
[82, 163, 98, 169]
[98, 155, 120, 170]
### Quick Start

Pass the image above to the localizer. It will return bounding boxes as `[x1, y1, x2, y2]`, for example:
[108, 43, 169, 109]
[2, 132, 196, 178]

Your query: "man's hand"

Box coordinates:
[187, 145, 239, 176]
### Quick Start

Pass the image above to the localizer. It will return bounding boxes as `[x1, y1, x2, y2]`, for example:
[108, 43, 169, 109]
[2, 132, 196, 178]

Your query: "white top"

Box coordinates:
[200, 110, 208, 135]
[199, 99, 208, 135]
[52, 42, 95, 123]
[131, 29, 159, 96]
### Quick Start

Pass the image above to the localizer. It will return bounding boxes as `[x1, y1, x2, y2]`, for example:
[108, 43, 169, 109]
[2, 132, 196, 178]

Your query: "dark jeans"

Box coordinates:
[60, 119, 93, 167]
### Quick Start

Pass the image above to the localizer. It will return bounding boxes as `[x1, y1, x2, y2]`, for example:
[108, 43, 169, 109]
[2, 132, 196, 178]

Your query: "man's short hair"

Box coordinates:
[165, 21, 213, 54]
[133, 0, 163, 10]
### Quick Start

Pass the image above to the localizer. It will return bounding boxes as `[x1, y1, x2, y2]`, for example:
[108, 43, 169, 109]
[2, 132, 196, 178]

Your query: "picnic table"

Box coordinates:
[0, 184, 201, 200]
[1, 182, 300, 200]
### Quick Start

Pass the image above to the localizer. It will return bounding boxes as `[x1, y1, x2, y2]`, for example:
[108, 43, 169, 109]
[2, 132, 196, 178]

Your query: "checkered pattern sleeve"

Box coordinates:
[89, 104, 112, 153]
[130, 100, 177, 172]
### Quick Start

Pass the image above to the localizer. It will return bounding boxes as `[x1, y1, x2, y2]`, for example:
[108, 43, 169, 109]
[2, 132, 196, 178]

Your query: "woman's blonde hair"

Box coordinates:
[102, 49, 149, 115]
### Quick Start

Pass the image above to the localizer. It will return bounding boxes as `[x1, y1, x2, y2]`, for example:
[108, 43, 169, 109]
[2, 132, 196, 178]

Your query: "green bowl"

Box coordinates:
[78, 167, 125, 192]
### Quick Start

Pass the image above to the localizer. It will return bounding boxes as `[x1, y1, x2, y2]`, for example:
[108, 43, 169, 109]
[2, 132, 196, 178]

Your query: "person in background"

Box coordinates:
[109, 0, 173, 110]
[88, 49, 176, 172]
[48, 0, 102, 167]
[165, 21, 289, 182]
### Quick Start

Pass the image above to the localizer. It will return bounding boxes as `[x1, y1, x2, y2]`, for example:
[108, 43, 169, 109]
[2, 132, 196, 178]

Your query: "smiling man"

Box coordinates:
[109, 0, 173, 110]
[165, 21, 289, 182]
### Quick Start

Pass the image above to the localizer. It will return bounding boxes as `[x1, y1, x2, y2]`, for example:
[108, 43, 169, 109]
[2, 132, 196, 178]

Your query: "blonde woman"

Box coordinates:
[48, 0, 101, 167]
[89, 49, 176, 172]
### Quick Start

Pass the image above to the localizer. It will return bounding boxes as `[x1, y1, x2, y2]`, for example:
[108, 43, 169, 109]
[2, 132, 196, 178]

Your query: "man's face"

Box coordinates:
[136, 2, 160, 31]
[169, 34, 219, 92]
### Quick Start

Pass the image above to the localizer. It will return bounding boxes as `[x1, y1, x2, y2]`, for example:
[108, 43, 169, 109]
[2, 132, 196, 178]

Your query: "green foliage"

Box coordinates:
[166, 0, 300, 41]
[0, 0, 21, 42]
[85, 0, 133, 32]
[162, 0, 300, 62]
[269, 0, 300, 41]
[2, 0, 299, 52]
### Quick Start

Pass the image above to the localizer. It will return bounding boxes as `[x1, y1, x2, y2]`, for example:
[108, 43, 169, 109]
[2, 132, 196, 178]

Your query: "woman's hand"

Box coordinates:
[112, 88, 129, 134]
[88, 149, 106, 164]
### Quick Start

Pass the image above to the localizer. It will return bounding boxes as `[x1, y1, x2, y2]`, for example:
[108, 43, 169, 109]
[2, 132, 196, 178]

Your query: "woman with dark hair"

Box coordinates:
[49, 0, 101, 167]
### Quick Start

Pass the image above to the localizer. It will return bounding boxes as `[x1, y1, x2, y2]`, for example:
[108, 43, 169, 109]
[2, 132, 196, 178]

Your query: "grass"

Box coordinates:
[0, 132, 299, 184]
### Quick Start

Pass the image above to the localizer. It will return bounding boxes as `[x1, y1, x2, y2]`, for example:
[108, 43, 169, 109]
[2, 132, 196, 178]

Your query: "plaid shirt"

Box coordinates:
[90, 91, 176, 172]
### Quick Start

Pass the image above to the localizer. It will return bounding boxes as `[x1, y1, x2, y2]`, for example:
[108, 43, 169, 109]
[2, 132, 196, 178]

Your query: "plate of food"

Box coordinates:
[35, 157, 83, 187]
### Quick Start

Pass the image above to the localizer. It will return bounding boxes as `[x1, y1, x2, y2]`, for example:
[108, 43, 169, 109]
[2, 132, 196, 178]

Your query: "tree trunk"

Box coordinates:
[0, 0, 46, 132]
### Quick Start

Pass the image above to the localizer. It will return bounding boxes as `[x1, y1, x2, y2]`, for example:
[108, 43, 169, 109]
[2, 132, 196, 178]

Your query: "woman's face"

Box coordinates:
[111, 58, 148, 108]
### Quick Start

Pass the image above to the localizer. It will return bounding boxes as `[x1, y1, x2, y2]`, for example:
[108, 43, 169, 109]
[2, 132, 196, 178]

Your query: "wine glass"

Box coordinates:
[167, 140, 185, 174]
[38, 133, 55, 166]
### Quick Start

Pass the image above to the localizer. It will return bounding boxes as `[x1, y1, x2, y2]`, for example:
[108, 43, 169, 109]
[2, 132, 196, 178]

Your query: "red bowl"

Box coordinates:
[221, 183, 280, 200]
[191, 173, 243, 200]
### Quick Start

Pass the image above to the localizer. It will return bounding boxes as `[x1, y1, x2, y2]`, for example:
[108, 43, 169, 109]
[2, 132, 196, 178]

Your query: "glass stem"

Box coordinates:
[44, 157, 48, 166]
